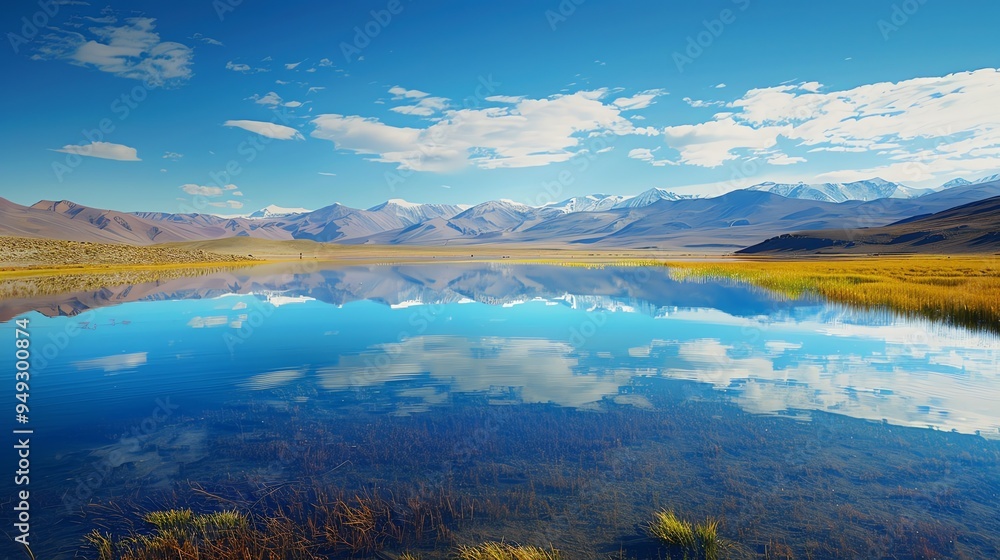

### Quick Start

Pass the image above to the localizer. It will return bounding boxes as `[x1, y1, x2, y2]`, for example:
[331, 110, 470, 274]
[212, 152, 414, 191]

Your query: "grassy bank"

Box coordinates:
[664, 255, 1000, 332]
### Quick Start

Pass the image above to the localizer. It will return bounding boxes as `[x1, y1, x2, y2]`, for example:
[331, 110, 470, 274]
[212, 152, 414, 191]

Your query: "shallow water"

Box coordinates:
[2, 262, 999, 559]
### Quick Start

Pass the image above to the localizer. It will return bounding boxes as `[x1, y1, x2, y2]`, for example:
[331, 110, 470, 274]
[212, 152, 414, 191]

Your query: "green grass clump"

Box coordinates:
[457, 541, 562, 560]
[650, 510, 728, 559]
[649, 509, 697, 549]
[695, 518, 721, 560]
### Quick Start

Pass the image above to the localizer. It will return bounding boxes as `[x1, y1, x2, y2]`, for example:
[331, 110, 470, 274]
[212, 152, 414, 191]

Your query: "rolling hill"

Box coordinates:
[739, 195, 1000, 254]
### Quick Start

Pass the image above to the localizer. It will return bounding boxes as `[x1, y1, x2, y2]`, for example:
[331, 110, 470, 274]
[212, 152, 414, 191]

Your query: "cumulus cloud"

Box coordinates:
[224, 120, 304, 140]
[162, 151, 183, 160]
[661, 68, 1000, 180]
[33, 17, 193, 86]
[53, 141, 140, 161]
[662, 117, 788, 167]
[312, 89, 649, 171]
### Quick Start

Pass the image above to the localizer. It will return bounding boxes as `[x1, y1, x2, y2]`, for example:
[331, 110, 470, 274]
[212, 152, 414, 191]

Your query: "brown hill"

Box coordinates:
[738, 196, 1000, 254]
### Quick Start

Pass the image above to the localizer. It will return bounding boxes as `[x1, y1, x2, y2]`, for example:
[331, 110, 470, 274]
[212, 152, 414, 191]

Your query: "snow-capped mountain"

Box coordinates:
[939, 178, 972, 190]
[542, 194, 630, 213]
[611, 188, 692, 209]
[248, 204, 312, 219]
[366, 199, 469, 226]
[937, 174, 1000, 191]
[448, 199, 560, 235]
[746, 178, 932, 202]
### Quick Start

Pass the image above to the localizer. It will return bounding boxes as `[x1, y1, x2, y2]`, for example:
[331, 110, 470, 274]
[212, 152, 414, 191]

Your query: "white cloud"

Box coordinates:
[682, 97, 725, 108]
[224, 120, 304, 140]
[162, 151, 183, 160]
[662, 117, 788, 167]
[312, 89, 648, 171]
[612, 88, 668, 110]
[665, 68, 1000, 181]
[307, 86, 326, 94]
[390, 96, 449, 117]
[715, 83, 727, 89]
[227, 60, 268, 73]
[180, 184, 223, 196]
[53, 141, 140, 161]
[628, 147, 676, 167]
[388, 86, 429, 99]
[192, 33, 223, 46]
[253, 91, 282, 106]
[485, 95, 524, 103]
[33, 17, 193, 86]
[318, 58, 333, 67]
[318, 172, 337, 176]
[285, 60, 303, 70]
[284, 100, 304, 108]
[766, 153, 806, 166]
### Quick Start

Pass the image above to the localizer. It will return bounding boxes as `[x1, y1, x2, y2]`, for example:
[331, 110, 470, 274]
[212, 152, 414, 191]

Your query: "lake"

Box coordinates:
[3, 262, 999, 559]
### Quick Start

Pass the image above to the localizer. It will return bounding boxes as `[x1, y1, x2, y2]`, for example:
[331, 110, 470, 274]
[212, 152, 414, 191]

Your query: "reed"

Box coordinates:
[666, 256, 1000, 332]
[648, 509, 696, 549]
[457, 541, 562, 560]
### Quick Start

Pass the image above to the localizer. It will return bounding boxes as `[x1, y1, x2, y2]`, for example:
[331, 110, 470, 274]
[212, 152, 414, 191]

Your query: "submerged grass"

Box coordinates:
[665, 256, 1000, 332]
[456, 541, 562, 560]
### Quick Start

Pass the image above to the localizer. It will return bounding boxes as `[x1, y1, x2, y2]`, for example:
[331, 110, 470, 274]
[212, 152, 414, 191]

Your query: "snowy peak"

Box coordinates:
[939, 178, 972, 190]
[543, 194, 630, 213]
[746, 178, 930, 202]
[248, 204, 311, 219]
[366, 199, 469, 226]
[612, 188, 690, 209]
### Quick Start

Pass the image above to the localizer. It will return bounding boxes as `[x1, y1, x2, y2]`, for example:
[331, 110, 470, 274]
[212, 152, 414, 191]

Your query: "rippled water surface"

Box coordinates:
[3, 262, 999, 559]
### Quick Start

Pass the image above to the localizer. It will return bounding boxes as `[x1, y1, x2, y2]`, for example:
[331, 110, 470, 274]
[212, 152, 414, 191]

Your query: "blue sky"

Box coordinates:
[2, 0, 1000, 213]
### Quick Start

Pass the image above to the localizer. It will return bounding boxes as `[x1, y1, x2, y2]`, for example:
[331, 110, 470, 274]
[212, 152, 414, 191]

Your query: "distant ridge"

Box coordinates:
[2, 176, 998, 251]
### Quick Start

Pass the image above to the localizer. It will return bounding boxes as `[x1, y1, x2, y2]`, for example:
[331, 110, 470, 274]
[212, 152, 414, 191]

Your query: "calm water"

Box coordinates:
[2, 262, 999, 559]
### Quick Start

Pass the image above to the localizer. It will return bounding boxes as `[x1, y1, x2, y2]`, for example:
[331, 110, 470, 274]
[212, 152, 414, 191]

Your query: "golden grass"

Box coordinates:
[648, 510, 696, 549]
[649, 510, 728, 560]
[665, 255, 1000, 332]
[456, 541, 562, 560]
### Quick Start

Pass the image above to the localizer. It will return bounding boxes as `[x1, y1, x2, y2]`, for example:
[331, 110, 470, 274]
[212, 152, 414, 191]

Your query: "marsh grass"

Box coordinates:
[665, 256, 1000, 333]
[457, 541, 562, 560]
[648, 510, 696, 549]
[649, 511, 728, 560]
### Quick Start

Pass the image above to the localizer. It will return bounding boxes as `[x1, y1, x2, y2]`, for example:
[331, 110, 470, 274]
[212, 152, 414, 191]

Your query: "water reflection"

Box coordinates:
[10, 263, 996, 436]
[4, 262, 1000, 558]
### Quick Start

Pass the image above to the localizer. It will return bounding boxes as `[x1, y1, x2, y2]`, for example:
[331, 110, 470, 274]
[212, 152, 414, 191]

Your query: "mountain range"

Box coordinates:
[2, 177, 999, 251]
